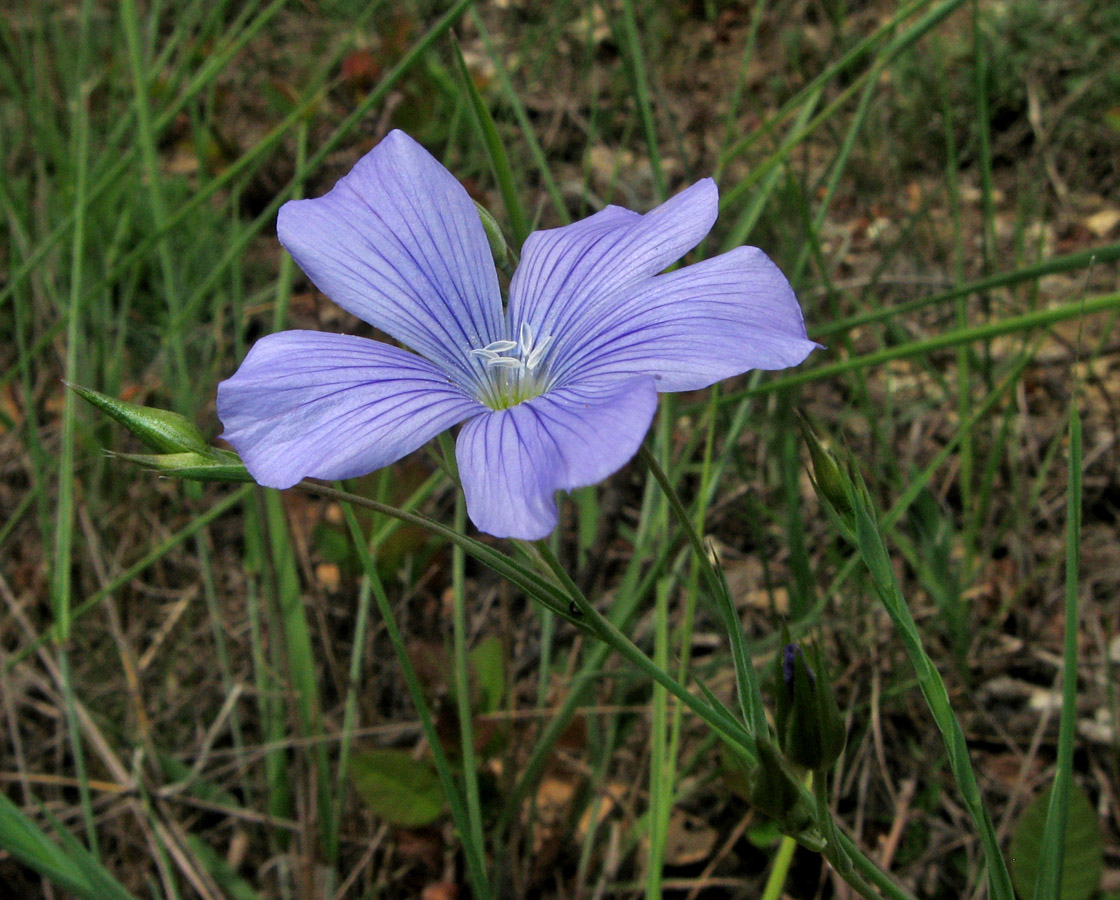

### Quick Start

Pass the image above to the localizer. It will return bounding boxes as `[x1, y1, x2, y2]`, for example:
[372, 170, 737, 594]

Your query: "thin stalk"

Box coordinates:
[1033, 394, 1082, 899]
[846, 478, 1014, 900]
[452, 33, 530, 245]
[723, 289, 1120, 401]
[531, 542, 756, 757]
[637, 444, 767, 738]
[645, 579, 672, 899]
[759, 834, 797, 900]
[337, 501, 492, 900]
[618, 0, 666, 201]
[450, 494, 488, 886]
[54, 67, 97, 852]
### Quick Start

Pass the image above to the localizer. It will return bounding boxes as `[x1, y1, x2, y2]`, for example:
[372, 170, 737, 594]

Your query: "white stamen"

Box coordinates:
[486, 357, 522, 369]
[476, 339, 517, 354]
[467, 325, 557, 408]
[525, 334, 554, 371]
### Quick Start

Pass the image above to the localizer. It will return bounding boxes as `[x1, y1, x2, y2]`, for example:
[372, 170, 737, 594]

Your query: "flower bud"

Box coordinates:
[774, 637, 846, 773]
[69, 383, 210, 455]
[798, 414, 854, 521]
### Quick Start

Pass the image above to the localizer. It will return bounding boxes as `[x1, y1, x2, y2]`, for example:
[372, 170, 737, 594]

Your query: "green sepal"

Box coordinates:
[747, 738, 814, 834]
[69, 383, 210, 455]
[111, 449, 254, 483]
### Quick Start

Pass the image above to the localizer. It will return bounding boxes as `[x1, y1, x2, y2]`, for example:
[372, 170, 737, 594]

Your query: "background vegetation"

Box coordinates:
[2, 0, 1119, 897]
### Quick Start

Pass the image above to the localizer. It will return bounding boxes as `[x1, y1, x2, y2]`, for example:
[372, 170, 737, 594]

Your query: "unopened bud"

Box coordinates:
[69, 384, 210, 455]
[798, 415, 854, 521]
[774, 636, 846, 773]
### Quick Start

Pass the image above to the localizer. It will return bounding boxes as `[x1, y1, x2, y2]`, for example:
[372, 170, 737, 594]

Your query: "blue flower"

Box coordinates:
[217, 130, 817, 539]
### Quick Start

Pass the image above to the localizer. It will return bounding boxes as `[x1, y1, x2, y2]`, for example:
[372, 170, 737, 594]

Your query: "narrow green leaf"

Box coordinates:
[0, 793, 138, 900]
[451, 34, 530, 246]
[183, 836, 262, 900]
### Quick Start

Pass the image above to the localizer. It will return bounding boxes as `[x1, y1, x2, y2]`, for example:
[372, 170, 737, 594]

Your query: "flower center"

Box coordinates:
[469, 322, 555, 410]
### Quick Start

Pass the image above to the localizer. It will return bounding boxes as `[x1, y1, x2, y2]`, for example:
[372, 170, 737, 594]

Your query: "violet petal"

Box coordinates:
[218, 331, 484, 488]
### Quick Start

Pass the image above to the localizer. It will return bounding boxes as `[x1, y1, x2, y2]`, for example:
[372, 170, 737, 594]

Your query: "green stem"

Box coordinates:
[450, 495, 487, 884]
[338, 501, 492, 900]
[637, 444, 767, 737]
[295, 481, 584, 630]
[760, 834, 797, 900]
[530, 542, 756, 757]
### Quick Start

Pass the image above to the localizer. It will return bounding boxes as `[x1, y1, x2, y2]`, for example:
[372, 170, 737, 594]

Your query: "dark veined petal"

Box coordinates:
[508, 180, 718, 345]
[277, 130, 503, 387]
[217, 331, 484, 488]
[549, 246, 819, 392]
[455, 377, 658, 539]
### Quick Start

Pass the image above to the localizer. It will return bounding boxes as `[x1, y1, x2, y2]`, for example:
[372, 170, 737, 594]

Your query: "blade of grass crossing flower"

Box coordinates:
[727, 290, 1120, 401]
[337, 500, 492, 900]
[815, 243, 1120, 340]
[451, 33, 531, 247]
[1032, 392, 1083, 900]
[637, 444, 767, 737]
[467, 11, 568, 225]
[617, 0, 666, 202]
[845, 471, 1014, 900]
